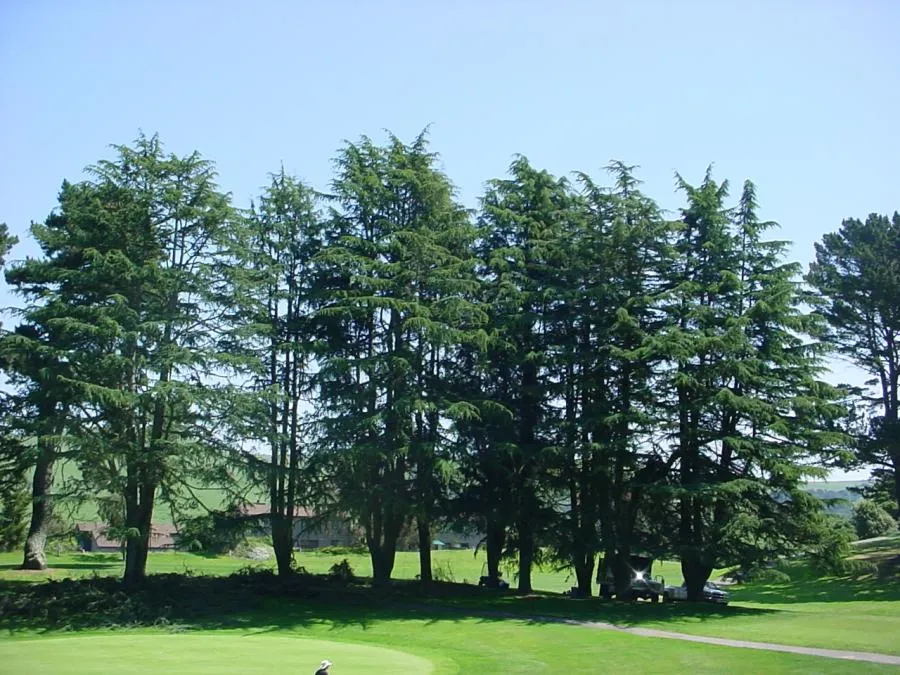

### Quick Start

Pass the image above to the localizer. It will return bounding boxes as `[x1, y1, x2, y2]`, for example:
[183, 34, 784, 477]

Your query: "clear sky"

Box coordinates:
[2, 0, 898, 480]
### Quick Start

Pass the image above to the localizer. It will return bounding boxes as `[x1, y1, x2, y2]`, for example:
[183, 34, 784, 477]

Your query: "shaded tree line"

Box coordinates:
[1, 132, 895, 598]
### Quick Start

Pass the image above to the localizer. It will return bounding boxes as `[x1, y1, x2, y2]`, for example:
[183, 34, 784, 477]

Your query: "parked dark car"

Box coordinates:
[664, 581, 730, 605]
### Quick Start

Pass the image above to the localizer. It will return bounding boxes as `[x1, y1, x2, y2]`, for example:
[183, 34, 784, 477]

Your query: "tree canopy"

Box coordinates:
[0, 129, 879, 597]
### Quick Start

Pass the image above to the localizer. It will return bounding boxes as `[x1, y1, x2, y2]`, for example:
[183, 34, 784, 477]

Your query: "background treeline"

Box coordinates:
[0, 131, 897, 599]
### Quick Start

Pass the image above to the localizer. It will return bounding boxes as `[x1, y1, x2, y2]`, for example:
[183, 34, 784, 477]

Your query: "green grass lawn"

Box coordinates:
[2, 610, 894, 674]
[412, 537, 900, 657]
[0, 634, 433, 675]
[0, 548, 691, 592]
[2, 539, 898, 665]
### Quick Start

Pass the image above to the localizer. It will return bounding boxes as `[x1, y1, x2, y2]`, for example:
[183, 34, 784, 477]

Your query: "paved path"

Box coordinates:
[413, 606, 900, 666]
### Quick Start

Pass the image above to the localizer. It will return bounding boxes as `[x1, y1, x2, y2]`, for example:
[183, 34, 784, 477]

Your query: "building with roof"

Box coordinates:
[237, 504, 359, 550]
[74, 522, 178, 553]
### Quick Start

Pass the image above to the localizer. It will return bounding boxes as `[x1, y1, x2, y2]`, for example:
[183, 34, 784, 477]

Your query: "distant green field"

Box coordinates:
[0, 548, 690, 592]
[805, 480, 871, 491]
[51, 460, 263, 525]
[50, 463, 873, 527]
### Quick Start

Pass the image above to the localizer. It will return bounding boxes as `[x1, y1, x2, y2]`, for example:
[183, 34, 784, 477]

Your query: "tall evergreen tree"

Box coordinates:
[661, 172, 844, 599]
[0, 223, 17, 269]
[315, 131, 481, 584]
[3, 135, 232, 583]
[551, 163, 671, 597]
[2, 179, 148, 569]
[476, 157, 571, 592]
[451, 335, 520, 585]
[0, 226, 31, 557]
[87, 134, 233, 585]
[807, 212, 900, 513]
[226, 170, 322, 575]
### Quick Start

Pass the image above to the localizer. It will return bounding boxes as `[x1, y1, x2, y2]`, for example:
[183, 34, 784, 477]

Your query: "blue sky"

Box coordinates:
[2, 0, 898, 480]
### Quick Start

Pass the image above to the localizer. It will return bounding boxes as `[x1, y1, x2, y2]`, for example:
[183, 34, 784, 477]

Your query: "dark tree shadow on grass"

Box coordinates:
[0, 561, 121, 573]
[0, 573, 779, 638]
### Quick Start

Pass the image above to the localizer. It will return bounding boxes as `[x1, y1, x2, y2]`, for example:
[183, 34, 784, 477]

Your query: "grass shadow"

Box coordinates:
[852, 535, 900, 554]
[0, 572, 779, 639]
[725, 559, 900, 605]
[0, 562, 121, 572]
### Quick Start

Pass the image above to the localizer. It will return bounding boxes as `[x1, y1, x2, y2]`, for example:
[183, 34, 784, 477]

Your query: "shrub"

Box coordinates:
[232, 565, 273, 580]
[175, 505, 251, 554]
[747, 567, 792, 584]
[840, 558, 879, 578]
[852, 499, 898, 540]
[232, 542, 274, 561]
[328, 558, 355, 583]
[433, 560, 455, 583]
[290, 562, 310, 576]
[808, 519, 853, 575]
[317, 545, 367, 556]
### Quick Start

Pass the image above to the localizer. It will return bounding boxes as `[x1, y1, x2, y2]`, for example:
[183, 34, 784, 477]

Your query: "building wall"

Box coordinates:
[291, 517, 357, 550]
[432, 529, 484, 550]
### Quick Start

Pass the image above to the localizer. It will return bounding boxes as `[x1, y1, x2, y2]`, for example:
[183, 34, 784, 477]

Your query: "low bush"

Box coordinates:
[840, 558, 879, 578]
[852, 500, 898, 540]
[808, 518, 854, 575]
[328, 558, 355, 583]
[747, 567, 792, 584]
[317, 545, 367, 556]
[174, 505, 253, 555]
[231, 538, 274, 560]
[433, 560, 455, 583]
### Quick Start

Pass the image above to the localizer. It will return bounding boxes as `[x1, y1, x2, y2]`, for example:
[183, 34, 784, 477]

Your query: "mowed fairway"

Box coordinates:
[1, 621, 895, 675]
[0, 635, 434, 675]
[2, 541, 899, 672]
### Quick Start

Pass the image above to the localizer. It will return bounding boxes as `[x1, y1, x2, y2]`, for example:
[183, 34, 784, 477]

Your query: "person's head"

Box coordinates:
[320, 659, 332, 671]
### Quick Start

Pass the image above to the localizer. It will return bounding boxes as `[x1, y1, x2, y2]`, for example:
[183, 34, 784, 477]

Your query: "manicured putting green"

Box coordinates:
[0, 634, 434, 674]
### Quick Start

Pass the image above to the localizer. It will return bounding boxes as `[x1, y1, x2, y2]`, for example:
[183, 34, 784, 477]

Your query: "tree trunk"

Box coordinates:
[416, 517, 432, 583]
[21, 451, 54, 570]
[886, 415, 900, 515]
[485, 520, 505, 581]
[573, 553, 594, 597]
[123, 483, 155, 587]
[893, 456, 900, 515]
[272, 514, 294, 576]
[371, 544, 397, 586]
[681, 556, 713, 601]
[612, 550, 634, 598]
[516, 516, 533, 593]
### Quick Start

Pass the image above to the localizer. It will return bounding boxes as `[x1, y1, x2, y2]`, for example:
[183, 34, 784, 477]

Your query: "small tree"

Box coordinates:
[852, 499, 898, 540]
[174, 506, 250, 554]
[0, 472, 29, 552]
[807, 513, 854, 575]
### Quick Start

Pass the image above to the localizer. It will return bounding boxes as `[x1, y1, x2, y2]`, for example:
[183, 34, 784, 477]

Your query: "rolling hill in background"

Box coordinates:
[49, 459, 873, 529]
[51, 461, 263, 526]
[803, 480, 871, 519]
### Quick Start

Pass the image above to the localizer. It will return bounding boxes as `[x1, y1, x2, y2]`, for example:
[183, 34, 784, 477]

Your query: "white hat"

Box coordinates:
[320, 660, 332, 669]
